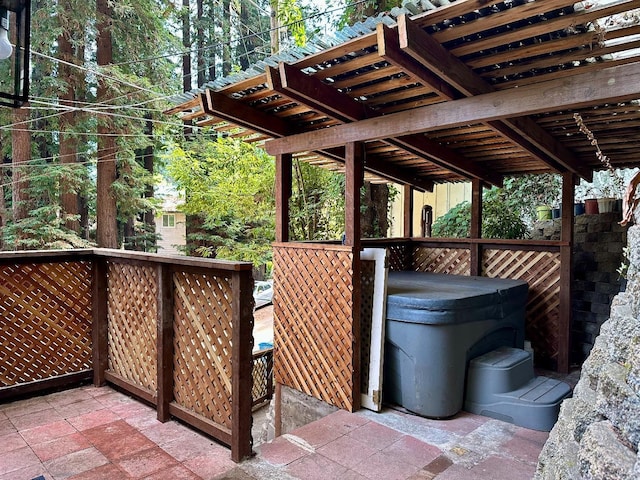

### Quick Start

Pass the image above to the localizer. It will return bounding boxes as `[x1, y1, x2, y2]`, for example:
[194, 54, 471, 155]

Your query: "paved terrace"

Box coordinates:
[0, 381, 579, 480]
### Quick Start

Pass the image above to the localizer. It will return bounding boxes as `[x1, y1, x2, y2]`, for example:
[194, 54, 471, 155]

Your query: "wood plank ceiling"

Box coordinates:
[165, 0, 640, 192]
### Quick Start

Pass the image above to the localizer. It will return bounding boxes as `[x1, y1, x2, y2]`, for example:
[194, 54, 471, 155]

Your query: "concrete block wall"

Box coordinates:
[531, 212, 627, 366]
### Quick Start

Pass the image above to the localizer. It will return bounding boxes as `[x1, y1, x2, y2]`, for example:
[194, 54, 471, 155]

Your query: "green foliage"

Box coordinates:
[338, 0, 403, 28]
[290, 161, 345, 241]
[431, 201, 471, 238]
[274, 0, 307, 47]
[503, 174, 562, 224]
[4, 206, 90, 250]
[482, 188, 529, 239]
[432, 186, 529, 239]
[167, 135, 276, 267]
[3, 162, 92, 249]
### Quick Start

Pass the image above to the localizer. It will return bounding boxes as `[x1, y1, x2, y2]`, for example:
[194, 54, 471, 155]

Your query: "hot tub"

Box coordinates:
[383, 271, 528, 418]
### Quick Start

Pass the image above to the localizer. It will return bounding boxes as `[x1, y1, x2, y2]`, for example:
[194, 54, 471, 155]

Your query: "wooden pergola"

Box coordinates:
[167, 0, 640, 415]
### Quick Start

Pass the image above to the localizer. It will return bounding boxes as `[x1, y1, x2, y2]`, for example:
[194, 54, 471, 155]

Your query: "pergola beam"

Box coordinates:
[203, 90, 290, 138]
[265, 62, 640, 156]
[204, 84, 432, 191]
[395, 15, 591, 180]
[269, 63, 502, 187]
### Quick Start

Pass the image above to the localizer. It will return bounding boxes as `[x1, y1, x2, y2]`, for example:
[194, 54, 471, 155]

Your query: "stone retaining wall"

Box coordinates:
[535, 225, 640, 479]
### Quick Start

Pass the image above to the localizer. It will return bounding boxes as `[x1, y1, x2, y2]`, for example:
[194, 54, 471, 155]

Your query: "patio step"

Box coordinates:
[464, 346, 571, 431]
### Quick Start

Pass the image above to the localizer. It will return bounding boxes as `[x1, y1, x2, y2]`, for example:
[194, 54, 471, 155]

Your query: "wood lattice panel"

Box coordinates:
[173, 271, 234, 429]
[252, 349, 273, 407]
[107, 262, 158, 393]
[387, 244, 410, 272]
[273, 245, 355, 410]
[483, 249, 561, 368]
[412, 246, 471, 275]
[0, 262, 92, 386]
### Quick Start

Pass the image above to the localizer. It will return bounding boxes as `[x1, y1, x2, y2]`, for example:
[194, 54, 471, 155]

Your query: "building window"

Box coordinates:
[162, 214, 175, 228]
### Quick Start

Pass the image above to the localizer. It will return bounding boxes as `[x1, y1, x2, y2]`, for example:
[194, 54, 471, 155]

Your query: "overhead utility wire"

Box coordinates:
[5, 0, 364, 134]
[112, 0, 368, 67]
[30, 50, 167, 98]
[0, 103, 192, 132]
[0, 146, 118, 168]
[0, 149, 141, 190]
[23, 0, 363, 110]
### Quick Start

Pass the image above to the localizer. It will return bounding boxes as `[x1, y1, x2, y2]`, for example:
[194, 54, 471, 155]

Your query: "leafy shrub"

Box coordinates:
[432, 187, 528, 239]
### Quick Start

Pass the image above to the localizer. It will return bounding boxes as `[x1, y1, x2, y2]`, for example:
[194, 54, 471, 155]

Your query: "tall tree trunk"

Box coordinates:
[123, 217, 135, 250]
[269, 0, 279, 54]
[11, 107, 30, 228]
[10, 10, 30, 239]
[239, 0, 252, 70]
[143, 116, 155, 252]
[360, 183, 389, 238]
[222, 0, 231, 75]
[96, 0, 118, 248]
[58, 13, 80, 233]
[207, 0, 215, 80]
[196, 0, 204, 87]
[182, 0, 192, 92]
[0, 159, 7, 250]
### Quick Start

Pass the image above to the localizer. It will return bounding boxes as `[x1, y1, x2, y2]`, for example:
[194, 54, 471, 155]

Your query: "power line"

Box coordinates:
[1, 0, 366, 138]
[30, 50, 169, 99]
[1, 99, 195, 132]
[112, 0, 365, 67]
[28, 101, 194, 129]
[2, 127, 160, 138]
[0, 146, 117, 168]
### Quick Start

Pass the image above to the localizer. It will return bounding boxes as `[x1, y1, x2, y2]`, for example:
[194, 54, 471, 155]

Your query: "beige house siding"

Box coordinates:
[155, 211, 187, 255]
[390, 183, 471, 237]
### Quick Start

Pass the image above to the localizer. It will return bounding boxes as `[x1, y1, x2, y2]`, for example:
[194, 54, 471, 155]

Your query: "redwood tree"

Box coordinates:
[96, 0, 118, 248]
[58, 0, 80, 233]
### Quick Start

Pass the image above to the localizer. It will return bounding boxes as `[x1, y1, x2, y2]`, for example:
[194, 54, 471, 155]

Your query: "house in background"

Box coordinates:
[154, 196, 186, 255]
[390, 182, 471, 237]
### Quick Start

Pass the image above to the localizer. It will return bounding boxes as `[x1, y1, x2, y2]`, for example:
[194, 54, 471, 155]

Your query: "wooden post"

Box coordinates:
[274, 382, 282, 437]
[403, 184, 413, 238]
[345, 143, 363, 249]
[558, 172, 575, 373]
[275, 153, 292, 243]
[92, 257, 108, 386]
[156, 263, 174, 422]
[231, 269, 254, 462]
[274, 153, 291, 436]
[470, 179, 483, 276]
[345, 142, 363, 411]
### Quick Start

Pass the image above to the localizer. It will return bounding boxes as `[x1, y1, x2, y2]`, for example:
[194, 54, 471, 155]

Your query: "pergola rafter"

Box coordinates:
[268, 62, 501, 187]
[265, 62, 640, 157]
[393, 15, 591, 180]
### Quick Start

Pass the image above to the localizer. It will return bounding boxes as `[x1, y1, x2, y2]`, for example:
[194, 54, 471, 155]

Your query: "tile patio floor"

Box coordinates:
[0, 384, 555, 480]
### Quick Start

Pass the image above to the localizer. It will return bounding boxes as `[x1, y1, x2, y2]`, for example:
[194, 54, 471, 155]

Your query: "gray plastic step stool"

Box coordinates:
[464, 346, 571, 431]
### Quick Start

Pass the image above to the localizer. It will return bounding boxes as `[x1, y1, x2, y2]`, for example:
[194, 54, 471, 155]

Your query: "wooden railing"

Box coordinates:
[0, 250, 95, 397]
[0, 249, 256, 462]
[252, 347, 274, 408]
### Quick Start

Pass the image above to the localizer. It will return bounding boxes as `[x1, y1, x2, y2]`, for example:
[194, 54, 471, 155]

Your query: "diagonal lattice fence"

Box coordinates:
[107, 262, 158, 394]
[0, 261, 92, 389]
[273, 244, 356, 411]
[0, 252, 255, 462]
[483, 248, 562, 369]
[172, 270, 235, 429]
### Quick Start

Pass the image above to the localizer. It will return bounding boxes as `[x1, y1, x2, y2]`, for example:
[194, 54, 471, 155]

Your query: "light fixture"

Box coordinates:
[0, 0, 30, 108]
[0, 8, 12, 60]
